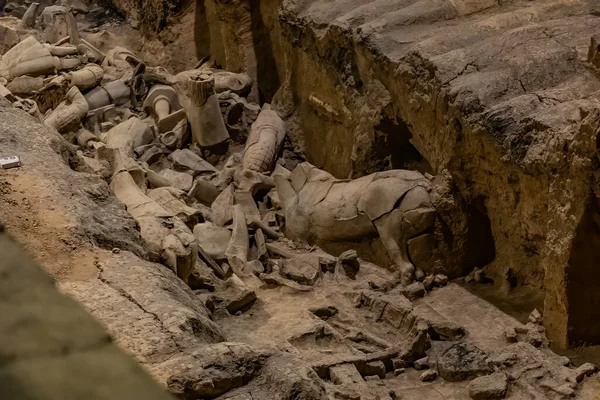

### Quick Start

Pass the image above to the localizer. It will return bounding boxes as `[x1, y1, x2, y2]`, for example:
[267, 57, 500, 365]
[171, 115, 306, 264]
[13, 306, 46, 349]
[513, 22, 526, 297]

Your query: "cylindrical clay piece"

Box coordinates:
[188, 74, 229, 147]
[153, 96, 171, 120]
[45, 86, 89, 133]
[21, 2, 39, 28]
[243, 107, 286, 173]
[68, 63, 104, 89]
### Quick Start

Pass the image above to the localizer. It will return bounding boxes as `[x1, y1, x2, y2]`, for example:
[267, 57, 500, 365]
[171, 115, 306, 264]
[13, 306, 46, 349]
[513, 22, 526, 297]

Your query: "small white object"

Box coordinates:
[0, 156, 21, 169]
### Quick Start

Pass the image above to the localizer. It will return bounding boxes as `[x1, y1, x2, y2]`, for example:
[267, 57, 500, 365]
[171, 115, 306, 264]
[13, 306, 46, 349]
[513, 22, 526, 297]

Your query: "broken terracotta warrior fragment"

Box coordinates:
[274, 162, 435, 286]
[44, 86, 89, 133]
[243, 105, 286, 173]
[188, 72, 229, 147]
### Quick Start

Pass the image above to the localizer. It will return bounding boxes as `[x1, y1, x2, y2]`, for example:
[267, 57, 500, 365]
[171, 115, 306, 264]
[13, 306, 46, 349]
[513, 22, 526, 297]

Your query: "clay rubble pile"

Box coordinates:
[1, 3, 600, 400]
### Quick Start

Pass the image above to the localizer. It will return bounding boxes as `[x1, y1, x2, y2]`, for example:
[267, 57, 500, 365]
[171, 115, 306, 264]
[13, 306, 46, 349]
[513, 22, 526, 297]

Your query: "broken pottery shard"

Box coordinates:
[197, 245, 227, 280]
[275, 162, 435, 286]
[468, 372, 508, 400]
[188, 73, 229, 147]
[146, 169, 171, 189]
[159, 169, 194, 192]
[260, 272, 314, 291]
[212, 184, 235, 227]
[225, 204, 249, 274]
[234, 168, 276, 196]
[160, 118, 189, 150]
[7, 76, 43, 95]
[234, 190, 261, 224]
[437, 342, 492, 382]
[67, 63, 104, 90]
[44, 86, 89, 134]
[0, 156, 21, 169]
[193, 223, 232, 261]
[169, 149, 216, 174]
[222, 274, 257, 314]
[243, 106, 286, 173]
[244, 260, 264, 276]
[281, 255, 321, 286]
[147, 187, 203, 227]
[254, 229, 267, 260]
[188, 178, 219, 206]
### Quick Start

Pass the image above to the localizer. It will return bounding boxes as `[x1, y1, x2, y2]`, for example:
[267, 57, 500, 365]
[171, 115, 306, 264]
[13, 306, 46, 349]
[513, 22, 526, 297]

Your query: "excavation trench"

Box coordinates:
[183, 0, 600, 350]
[2, 1, 600, 397]
[96, 0, 600, 349]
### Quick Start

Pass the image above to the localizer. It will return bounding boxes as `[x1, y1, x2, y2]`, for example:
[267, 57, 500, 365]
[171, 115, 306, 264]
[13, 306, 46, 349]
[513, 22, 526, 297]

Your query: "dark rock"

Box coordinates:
[169, 149, 216, 175]
[438, 342, 492, 382]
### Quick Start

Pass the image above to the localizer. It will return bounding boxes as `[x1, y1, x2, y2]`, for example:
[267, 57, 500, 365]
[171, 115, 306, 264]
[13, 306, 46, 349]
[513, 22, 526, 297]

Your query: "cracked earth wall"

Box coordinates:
[110, 0, 600, 349]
